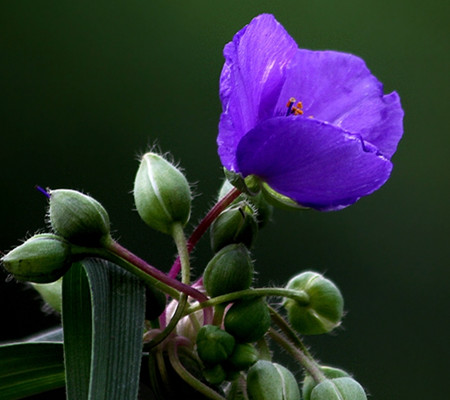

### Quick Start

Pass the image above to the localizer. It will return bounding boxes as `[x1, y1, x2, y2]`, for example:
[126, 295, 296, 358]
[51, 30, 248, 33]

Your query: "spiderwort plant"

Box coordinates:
[0, 14, 403, 400]
[218, 13, 404, 210]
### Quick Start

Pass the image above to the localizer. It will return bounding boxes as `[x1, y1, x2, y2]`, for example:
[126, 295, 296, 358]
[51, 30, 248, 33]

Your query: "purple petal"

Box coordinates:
[218, 14, 298, 170]
[275, 50, 404, 158]
[236, 117, 393, 210]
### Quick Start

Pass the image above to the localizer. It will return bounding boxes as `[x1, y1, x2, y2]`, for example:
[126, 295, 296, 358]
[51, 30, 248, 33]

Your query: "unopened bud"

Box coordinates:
[247, 360, 300, 400]
[2, 234, 72, 283]
[283, 271, 343, 335]
[49, 189, 111, 246]
[203, 244, 254, 298]
[227, 342, 259, 370]
[196, 325, 235, 365]
[134, 152, 191, 235]
[210, 203, 258, 252]
[310, 377, 367, 400]
[303, 366, 349, 400]
[224, 298, 271, 343]
[218, 179, 273, 228]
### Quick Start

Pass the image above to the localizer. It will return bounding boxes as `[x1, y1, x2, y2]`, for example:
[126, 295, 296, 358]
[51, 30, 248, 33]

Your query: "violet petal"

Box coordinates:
[218, 14, 298, 171]
[276, 50, 404, 158]
[236, 117, 393, 210]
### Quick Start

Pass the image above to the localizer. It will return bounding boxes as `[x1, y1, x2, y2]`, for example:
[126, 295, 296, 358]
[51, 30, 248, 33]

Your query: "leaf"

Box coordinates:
[63, 259, 146, 400]
[0, 342, 65, 400]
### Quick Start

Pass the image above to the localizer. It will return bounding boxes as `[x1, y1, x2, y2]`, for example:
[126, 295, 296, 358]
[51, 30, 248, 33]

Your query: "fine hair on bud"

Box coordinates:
[133, 152, 192, 235]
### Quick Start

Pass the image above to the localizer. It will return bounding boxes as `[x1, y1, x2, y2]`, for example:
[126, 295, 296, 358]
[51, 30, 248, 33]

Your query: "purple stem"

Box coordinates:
[108, 241, 208, 304]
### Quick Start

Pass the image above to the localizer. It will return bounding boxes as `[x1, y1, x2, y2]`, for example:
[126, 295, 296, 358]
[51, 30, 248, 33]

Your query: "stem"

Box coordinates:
[167, 340, 227, 400]
[268, 306, 315, 362]
[268, 328, 326, 384]
[171, 222, 213, 325]
[186, 288, 310, 314]
[168, 187, 241, 279]
[73, 246, 181, 300]
[148, 294, 188, 349]
[105, 240, 208, 303]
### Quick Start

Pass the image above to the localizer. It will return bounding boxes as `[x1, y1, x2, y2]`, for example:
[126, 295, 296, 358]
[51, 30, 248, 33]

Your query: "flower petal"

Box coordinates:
[236, 117, 393, 210]
[276, 50, 404, 158]
[218, 14, 298, 170]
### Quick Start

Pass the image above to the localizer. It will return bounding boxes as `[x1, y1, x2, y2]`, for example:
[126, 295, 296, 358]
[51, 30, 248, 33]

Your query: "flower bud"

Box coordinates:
[196, 325, 235, 365]
[224, 298, 271, 343]
[302, 366, 349, 400]
[218, 179, 273, 228]
[210, 203, 258, 252]
[203, 244, 254, 298]
[2, 234, 72, 283]
[283, 271, 343, 335]
[133, 152, 191, 235]
[31, 278, 63, 313]
[310, 377, 367, 400]
[203, 364, 227, 385]
[246, 360, 300, 400]
[49, 189, 111, 246]
[227, 342, 258, 370]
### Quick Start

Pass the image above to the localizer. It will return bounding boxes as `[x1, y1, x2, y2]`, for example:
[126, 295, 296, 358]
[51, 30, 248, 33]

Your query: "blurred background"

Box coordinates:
[1, 1, 448, 398]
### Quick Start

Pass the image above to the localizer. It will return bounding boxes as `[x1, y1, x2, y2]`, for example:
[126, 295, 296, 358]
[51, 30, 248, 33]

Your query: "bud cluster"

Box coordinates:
[1, 150, 368, 400]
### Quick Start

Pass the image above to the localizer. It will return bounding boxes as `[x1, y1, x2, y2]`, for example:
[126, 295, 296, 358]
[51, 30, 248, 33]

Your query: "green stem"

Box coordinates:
[268, 328, 326, 384]
[167, 340, 226, 400]
[186, 287, 309, 314]
[171, 223, 191, 286]
[268, 305, 315, 362]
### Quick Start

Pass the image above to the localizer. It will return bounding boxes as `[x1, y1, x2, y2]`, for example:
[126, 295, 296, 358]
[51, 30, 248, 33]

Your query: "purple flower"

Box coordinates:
[218, 14, 404, 211]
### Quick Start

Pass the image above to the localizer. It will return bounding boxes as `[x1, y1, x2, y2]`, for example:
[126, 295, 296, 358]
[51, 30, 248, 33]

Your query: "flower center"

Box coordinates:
[286, 97, 303, 116]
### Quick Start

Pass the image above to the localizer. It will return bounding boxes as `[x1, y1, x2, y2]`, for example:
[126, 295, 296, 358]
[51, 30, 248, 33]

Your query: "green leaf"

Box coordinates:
[0, 342, 65, 400]
[63, 259, 146, 400]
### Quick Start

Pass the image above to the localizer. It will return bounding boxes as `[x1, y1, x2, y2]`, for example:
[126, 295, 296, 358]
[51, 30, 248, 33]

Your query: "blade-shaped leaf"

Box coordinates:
[63, 258, 146, 400]
[0, 342, 65, 400]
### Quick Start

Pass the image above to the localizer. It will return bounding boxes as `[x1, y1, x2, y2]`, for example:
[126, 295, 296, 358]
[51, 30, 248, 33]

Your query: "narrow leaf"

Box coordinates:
[63, 258, 146, 400]
[0, 342, 65, 400]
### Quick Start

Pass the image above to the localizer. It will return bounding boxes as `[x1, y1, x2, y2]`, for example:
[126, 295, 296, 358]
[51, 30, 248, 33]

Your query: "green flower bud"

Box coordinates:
[218, 179, 273, 228]
[302, 366, 349, 400]
[203, 364, 227, 385]
[196, 325, 235, 365]
[224, 298, 271, 343]
[203, 244, 254, 298]
[310, 377, 367, 400]
[283, 271, 344, 335]
[31, 278, 63, 313]
[210, 203, 258, 252]
[49, 189, 111, 246]
[247, 360, 300, 400]
[2, 234, 72, 283]
[145, 285, 167, 321]
[227, 342, 258, 370]
[133, 152, 191, 235]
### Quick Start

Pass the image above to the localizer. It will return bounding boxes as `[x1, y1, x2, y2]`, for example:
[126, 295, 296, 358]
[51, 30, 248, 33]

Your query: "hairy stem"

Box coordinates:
[268, 328, 326, 384]
[168, 187, 241, 279]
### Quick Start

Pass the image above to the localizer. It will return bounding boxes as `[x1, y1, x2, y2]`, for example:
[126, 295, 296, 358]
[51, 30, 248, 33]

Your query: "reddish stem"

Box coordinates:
[108, 241, 208, 303]
[168, 187, 242, 279]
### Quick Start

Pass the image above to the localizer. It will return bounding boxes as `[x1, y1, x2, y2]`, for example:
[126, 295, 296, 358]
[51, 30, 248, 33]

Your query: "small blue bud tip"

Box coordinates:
[35, 185, 50, 199]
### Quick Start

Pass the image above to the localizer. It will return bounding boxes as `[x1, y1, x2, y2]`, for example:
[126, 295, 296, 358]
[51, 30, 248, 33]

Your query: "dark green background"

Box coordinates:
[1, 1, 448, 398]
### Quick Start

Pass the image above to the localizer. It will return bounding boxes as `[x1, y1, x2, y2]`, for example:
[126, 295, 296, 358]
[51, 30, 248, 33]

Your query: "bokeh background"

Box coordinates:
[1, 1, 448, 398]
